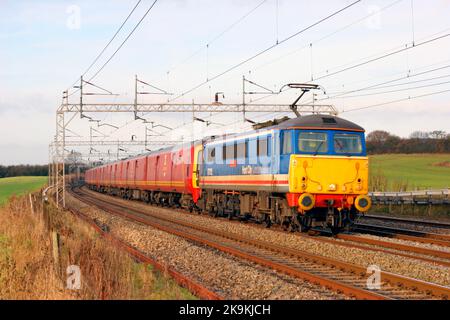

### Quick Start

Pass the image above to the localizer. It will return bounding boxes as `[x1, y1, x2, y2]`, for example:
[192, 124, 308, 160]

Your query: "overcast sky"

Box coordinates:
[1, 0, 449, 165]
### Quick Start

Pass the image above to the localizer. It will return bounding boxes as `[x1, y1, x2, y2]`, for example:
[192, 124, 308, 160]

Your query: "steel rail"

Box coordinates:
[337, 233, 450, 260]
[70, 187, 450, 300]
[363, 214, 450, 229]
[69, 189, 387, 300]
[76, 187, 450, 266]
[66, 204, 223, 300]
[353, 223, 450, 247]
[310, 235, 450, 268]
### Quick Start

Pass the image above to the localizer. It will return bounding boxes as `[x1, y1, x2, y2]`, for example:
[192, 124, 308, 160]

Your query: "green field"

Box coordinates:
[0, 176, 47, 205]
[369, 154, 450, 191]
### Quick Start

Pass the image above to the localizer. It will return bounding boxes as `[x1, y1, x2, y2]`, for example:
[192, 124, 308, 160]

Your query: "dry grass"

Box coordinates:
[0, 195, 68, 299]
[0, 193, 196, 300]
[370, 171, 416, 192]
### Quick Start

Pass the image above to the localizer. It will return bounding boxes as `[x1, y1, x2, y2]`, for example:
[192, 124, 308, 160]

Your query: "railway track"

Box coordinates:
[69, 187, 450, 300]
[363, 214, 450, 230]
[352, 223, 450, 247]
[66, 203, 222, 300]
[336, 233, 450, 260]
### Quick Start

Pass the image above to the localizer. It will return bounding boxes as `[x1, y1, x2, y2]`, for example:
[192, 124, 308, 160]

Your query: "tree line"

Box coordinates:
[0, 165, 48, 178]
[366, 130, 449, 154]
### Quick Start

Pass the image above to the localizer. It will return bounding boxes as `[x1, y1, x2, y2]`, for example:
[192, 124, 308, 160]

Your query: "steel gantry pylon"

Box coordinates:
[51, 76, 338, 208]
[55, 109, 66, 208]
[59, 102, 337, 114]
[51, 101, 337, 208]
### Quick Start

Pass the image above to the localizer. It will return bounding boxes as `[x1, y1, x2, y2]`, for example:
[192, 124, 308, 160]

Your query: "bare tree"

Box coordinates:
[366, 130, 391, 142]
[409, 131, 429, 139]
[429, 130, 447, 139]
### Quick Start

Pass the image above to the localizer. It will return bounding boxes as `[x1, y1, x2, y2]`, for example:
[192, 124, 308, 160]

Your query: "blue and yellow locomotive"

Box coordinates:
[196, 114, 371, 233]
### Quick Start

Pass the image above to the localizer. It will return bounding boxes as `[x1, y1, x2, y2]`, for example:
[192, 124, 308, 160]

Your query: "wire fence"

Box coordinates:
[369, 189, 449, 205]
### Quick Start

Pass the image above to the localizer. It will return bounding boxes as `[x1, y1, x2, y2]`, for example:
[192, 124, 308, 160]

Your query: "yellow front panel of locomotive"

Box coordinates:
[288, 155, 369, 195]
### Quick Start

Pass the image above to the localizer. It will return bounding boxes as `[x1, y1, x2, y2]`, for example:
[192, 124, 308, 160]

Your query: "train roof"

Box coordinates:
[87, 115, 364, 170]
[269, 114, 365, 132]
[201, 114, 364, 146]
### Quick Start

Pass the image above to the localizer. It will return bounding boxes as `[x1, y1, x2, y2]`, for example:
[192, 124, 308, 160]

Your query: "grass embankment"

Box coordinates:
[0, 176, 47, 205]
[0, 193, 196, 300]
[369, 154, 450, 191]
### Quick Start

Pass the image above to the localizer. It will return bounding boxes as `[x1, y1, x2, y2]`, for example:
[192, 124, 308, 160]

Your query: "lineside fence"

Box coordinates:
[369, 189, 449, 206]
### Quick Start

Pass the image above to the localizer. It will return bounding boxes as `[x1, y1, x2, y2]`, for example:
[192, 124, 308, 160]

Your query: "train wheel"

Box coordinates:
[282, 218, 290, 231]
[288, 223, 297, 233]
[300, 215, 312, 233]
[264, 216, 272, 228]
[217, 205, 225, 217]
[331, 227, 342, 235]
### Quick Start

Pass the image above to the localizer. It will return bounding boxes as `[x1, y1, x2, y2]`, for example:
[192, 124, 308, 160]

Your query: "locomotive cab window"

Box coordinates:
[333, 133, 362, 154]
[236, 141, 247, 159]
[298, 132, 328, 153]
[257, 136, 268, 157]
[282, 131, 292, 154]
[223, 142, 236, 161]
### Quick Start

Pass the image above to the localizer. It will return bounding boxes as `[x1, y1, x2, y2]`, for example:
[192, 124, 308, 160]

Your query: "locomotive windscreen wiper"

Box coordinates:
[313, 141, 324, 156]
[334, 139, 352, 157]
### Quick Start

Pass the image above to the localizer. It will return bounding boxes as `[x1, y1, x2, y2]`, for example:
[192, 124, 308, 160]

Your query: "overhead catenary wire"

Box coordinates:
[321, 58, 450, 92]
[176, 25, 450, 128]
[251, 28, 450, 105]
[70, 1, 446, 149]
[167, 0, 362, 103]
[159, 0, 269, 81]
[249, 0, 404, 74]
[343, 88, 450, 113]
[327, 79, 450, 99]
[315, 65, 450, 101]
[66, 0, 143, 94]
[88, 0, 159, 83]
[314, 32, 450, 82]
[93, 0, 402, 138]
[410, 0, 415, 46]
[67, 0, 159, 98]
[243, 0, 406, 104]
[129, 0, 271, 119]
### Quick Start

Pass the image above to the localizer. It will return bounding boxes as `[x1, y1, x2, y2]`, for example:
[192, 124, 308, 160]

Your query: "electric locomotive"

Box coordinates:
[196, 114, 371, 233]
[86, 114, 371, 234]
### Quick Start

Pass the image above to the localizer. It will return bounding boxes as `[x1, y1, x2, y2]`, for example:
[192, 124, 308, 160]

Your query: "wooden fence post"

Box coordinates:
[52, 230, 61, 278]
[29, 194, 34, 215]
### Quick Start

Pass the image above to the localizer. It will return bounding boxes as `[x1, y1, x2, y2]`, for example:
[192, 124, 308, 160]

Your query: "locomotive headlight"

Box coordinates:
[328, 183, 337, 191]
[355, 195, 371, 212]
[298, 193, 315, 211]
